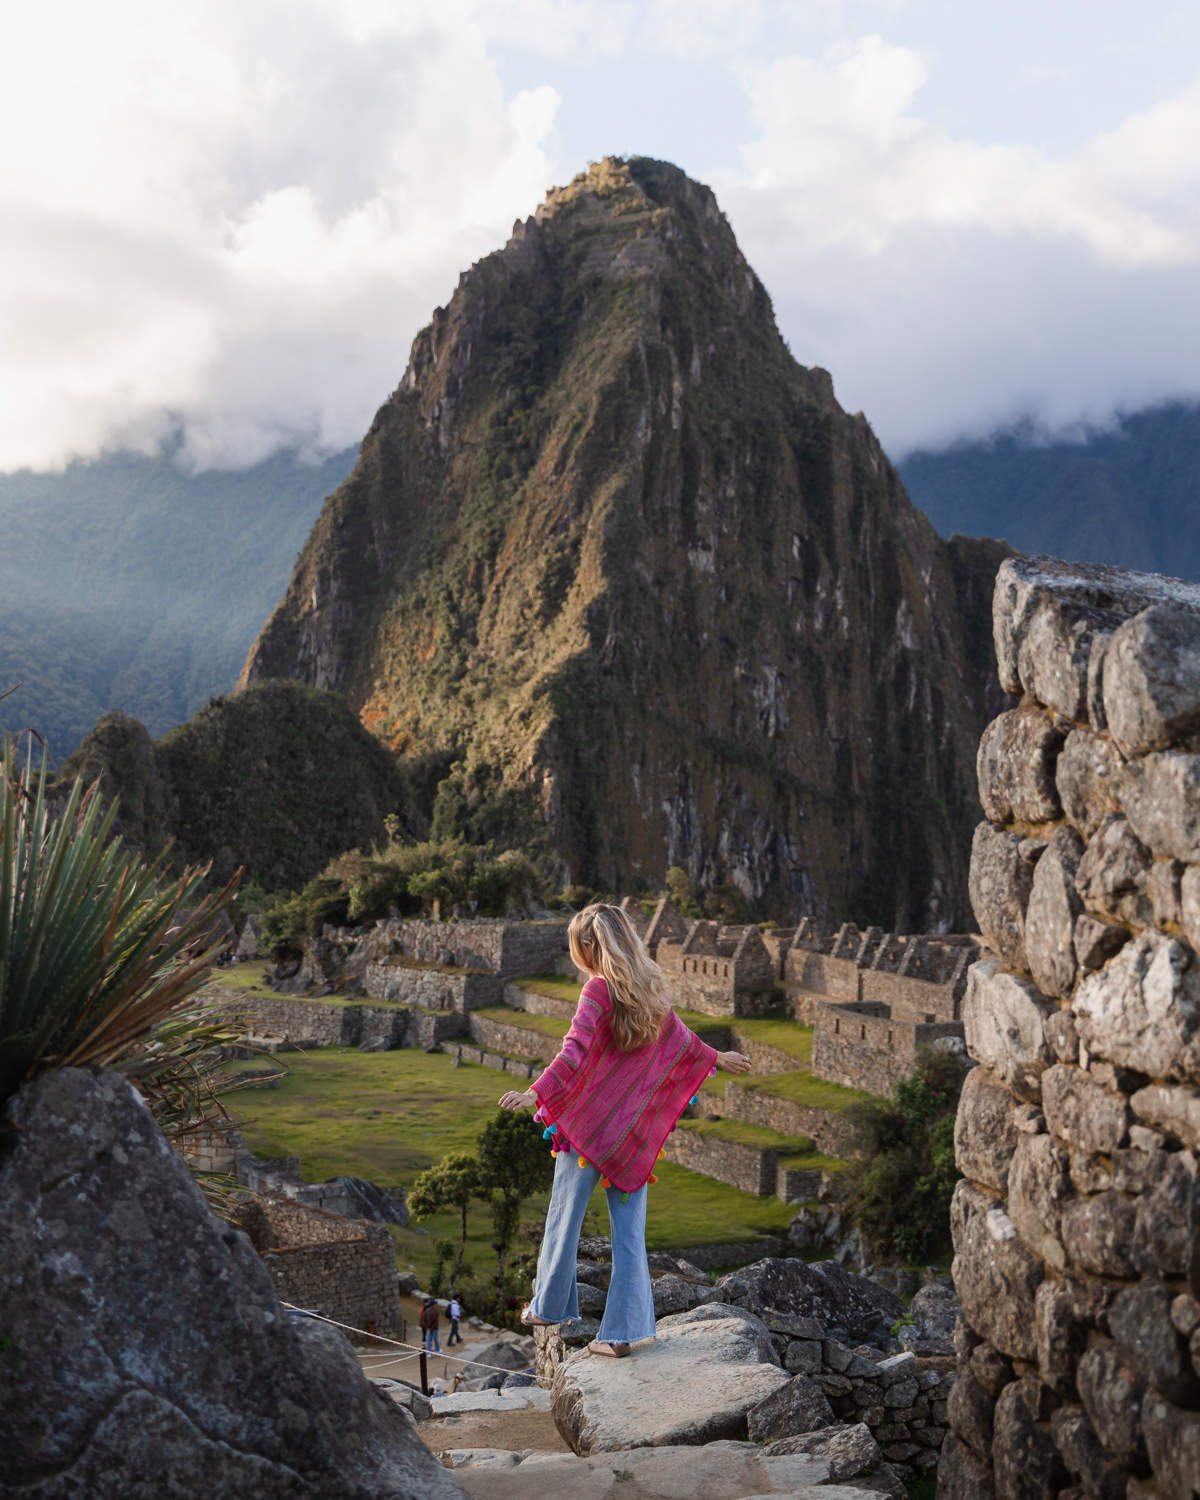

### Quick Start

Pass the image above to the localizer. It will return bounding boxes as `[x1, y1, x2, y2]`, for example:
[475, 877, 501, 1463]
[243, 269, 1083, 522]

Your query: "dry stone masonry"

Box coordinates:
[946, 555, 1200, 1500]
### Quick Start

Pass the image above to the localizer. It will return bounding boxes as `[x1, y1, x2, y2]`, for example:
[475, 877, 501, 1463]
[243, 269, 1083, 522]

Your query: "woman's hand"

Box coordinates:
[716, 1049, 752, 1074]
[499, 1089, 538, 1110]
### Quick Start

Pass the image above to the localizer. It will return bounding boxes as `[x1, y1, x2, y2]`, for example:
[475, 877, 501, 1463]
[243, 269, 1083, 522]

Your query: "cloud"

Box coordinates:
[0, 0, 560, 471]
[714, 35, 1200, 449]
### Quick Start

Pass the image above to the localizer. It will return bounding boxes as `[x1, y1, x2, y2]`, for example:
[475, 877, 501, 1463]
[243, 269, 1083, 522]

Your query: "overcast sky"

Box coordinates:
[4, 0, 1200, 472]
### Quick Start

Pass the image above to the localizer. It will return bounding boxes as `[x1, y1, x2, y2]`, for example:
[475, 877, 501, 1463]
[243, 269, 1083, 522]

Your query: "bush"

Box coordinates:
[838, 1045, 967, 1262]
[257, 835, 543, 959]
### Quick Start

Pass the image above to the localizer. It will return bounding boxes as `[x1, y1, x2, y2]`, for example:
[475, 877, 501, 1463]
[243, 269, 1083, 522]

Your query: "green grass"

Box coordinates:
[510, 974, 582, 1004]
[674, 1117, 846, 1174]
[731, 1017, 813, 1063]
[203, 960, 273, 994]
[235, 1047, 809, 1284]
[474, 1006, 570, 1038]
[676, 1116, 812, 1153]
[674, 1008, 736, 1040]
[734, 1068, 870, 1111]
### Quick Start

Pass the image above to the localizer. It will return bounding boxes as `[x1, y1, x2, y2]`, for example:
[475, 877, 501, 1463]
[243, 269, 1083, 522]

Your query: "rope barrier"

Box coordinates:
[279, 1302, 537, 1377]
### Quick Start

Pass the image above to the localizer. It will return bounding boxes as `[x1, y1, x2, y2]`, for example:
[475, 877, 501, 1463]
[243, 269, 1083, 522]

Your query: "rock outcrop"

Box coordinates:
[242, 154, 1011, 926]
[948, 554, 1200, 1500]
[0, 1066, 466, 1499]
[715, 1258, 905, 1342]
[550, 1305, 790, 1454]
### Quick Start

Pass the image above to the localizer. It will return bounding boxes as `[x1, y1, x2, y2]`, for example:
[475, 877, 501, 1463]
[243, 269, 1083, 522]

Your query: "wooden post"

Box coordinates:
[366, 1318, 375, 1347]
[419, 1349, 429, 1397]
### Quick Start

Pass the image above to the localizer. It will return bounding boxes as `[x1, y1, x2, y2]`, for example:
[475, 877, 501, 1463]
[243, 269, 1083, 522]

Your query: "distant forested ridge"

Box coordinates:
[899, 402, 1200, 583]
[0, 445, 357, 760]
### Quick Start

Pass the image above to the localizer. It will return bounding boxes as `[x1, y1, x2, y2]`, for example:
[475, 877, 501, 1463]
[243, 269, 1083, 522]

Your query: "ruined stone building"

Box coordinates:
[944, 555, 1200, 1500]
[235, 1196, 403, 1336]
[801, 925, 980, 1096]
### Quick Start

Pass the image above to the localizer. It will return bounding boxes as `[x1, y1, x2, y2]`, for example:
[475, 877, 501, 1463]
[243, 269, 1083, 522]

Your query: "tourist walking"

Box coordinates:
[419, 1297, 441, 1353]
[499, 903, 751, 1359]
[447, 1295, 463, 1345]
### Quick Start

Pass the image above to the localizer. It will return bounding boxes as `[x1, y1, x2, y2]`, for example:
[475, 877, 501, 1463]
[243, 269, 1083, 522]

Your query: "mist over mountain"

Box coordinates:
[0, 445, 356, 760]
[899, 402, 1200, 583]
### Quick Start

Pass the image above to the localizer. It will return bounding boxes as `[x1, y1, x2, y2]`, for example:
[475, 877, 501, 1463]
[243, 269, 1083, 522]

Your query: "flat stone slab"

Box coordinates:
[431, 1388, 553, 1417]
[443, 1438, 894, 1499]
[552, 1306, 791, 1455]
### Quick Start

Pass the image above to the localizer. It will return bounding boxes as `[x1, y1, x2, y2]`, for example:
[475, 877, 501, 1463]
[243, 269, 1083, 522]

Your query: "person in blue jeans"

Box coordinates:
[447, 1296, 463, 1346]
[419, 1298, 441, 1352]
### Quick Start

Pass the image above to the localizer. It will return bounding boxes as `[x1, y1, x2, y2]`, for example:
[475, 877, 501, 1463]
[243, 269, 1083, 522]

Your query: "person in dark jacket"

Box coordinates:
[419, 1298, 441, 1353]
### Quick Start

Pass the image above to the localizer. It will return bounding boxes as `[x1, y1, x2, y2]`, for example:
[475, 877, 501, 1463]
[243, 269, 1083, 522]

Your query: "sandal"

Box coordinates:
[587, 1340, 631, 1358]
[520, 1304, 558, 1327]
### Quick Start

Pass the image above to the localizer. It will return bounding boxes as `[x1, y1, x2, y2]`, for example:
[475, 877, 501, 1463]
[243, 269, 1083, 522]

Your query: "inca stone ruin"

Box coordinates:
[945, 555, 1200, 1500]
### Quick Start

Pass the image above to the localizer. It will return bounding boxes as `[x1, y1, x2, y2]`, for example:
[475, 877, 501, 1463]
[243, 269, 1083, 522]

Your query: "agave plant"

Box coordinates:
[0, 734, 239, 1106]
[117, 1005, 284, 1217]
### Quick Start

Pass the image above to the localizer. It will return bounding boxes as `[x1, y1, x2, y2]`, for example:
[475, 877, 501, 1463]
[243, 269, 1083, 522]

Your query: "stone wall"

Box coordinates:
[721, 1080, 859, 1158]
[439, 1041, 544, 1079]
[224, 993, 466, 1051]
[362, 961, 503, 1012]
[503, 983, 577, 1020]
[945, 555, 1200, 1500]
[263, 1229, 402, 1334]
[661, 1124, 778, 1195]
[811, 1001, 965, 1096]
[468, 1011, 562, 1063]
[372, 916, 569, 978]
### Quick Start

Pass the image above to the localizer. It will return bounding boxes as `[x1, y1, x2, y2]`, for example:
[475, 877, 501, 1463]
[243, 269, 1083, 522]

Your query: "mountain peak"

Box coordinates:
[243, 159, 1009, 926]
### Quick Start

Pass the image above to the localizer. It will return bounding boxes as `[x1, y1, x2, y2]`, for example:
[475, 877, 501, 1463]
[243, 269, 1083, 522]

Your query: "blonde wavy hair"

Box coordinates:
[568, 903, 671, 1051]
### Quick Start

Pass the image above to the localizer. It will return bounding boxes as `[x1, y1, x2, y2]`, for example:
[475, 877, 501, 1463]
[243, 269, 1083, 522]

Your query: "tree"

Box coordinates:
[407, 1152, 487, 1292]
[476, 1110, 556, 1301]
[665, 866, 694, 909]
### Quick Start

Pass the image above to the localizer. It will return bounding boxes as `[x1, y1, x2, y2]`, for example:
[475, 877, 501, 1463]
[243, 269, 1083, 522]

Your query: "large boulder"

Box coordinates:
[0, 1066, 466, 1500]
[714, 1258, 904, 1341]
[549, 1304, 790, 1455]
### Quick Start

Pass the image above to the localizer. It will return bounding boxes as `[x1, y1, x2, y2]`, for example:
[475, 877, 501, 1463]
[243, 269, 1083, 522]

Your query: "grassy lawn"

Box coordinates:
[509, 974, 582, 1004]
[674, 1118, 846, 1175]
[235, 1047, 806, 1284]
[473, 1006, 570, 1039]
[735, 1068, 869, 1111]
[202, 960, 274, 994]
[676, 1116, 812, 1153]
[732, 1017, 813, 1063]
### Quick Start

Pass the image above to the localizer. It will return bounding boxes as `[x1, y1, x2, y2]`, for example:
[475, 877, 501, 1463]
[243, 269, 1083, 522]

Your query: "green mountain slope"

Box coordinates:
[244, 156, 1013, 930]
[0, 445, 356, 760]
[60, 682, 411, 890]
[899, 403, 1200, 581]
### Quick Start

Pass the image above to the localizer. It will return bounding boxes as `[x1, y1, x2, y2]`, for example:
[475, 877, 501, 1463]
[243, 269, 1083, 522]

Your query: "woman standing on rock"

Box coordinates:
[499, 903, 751, 1358]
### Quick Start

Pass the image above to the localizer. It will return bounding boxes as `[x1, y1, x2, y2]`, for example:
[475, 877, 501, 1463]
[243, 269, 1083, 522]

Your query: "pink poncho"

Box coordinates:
[530, 976, 718, 1193]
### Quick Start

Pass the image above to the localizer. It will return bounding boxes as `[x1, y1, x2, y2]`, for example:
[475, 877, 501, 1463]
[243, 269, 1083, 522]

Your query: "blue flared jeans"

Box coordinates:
[528, 1149, 656, 1344]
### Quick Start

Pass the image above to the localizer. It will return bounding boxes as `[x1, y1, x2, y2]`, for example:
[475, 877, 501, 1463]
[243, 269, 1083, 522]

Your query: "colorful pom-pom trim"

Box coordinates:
[648, 1174, 659, 1185]
[600, 1176, 611, 1189]
[657, 1148, 666, 1160]
[578, 1156, 588, 1169]
[689, 1095, 699, 1107]
[620, 1191, 629, 1203]
[550, 1149, 558, 1157]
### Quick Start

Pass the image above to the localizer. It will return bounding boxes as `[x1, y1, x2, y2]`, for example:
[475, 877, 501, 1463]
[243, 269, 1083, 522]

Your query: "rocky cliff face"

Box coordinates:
[243, 157, 1011, 928]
